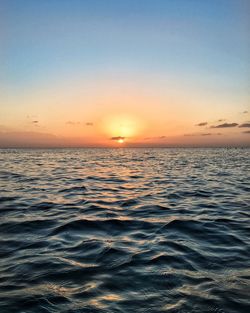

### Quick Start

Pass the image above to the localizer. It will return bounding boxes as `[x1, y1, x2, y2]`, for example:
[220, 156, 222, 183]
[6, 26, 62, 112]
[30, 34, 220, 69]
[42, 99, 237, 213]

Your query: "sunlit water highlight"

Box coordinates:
[0, 148, 249, 313]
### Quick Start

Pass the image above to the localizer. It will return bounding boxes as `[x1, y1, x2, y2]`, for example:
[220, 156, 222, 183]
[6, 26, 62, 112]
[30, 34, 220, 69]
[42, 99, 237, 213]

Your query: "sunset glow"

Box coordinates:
[103, 114, 143, 140]
[1, 0, 249, 147]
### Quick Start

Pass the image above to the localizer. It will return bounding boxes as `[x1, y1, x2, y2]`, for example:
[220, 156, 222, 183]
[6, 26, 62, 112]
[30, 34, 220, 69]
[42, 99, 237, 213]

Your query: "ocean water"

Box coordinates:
[0, 148, 249, 313]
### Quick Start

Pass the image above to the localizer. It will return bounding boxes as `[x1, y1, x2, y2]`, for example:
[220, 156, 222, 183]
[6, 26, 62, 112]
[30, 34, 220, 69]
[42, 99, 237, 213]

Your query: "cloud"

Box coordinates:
[217, 119, 226, 122]
[0, 131, 61, 147]
[202, 133, 221, 136]
[184, 133, 221, 137]
[66, 121, 94, 126]
[66, 121, 81, 125]
[26, 115, 39, 125]
[110, 136, 125, 141]
[0, 125, 10, 131]
[195, 122, 207, 126]
[242, 111, 248, 114]
[210, 122, 238, 128]
[144, 136, 167, 140]
[239, 123, 250, 128]
[242, 130, 250, 134]
[0, 130, 103, 148]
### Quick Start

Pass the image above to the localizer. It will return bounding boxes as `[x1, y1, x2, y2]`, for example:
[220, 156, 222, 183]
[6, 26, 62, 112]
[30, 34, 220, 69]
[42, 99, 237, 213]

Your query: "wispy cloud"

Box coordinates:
[184, 133, 221, 137]
[66, 121, 81, 125]
[210, 122, 238, 128]
[201, 133, 221, 136]
[195, 122, 207, 126]
[242, 130, 250, 134]
[66, 121, 94, 126]
[0, 125, 10, 131]
[29, 120, 40, 127]
[0, 131, 60, 147]
[239, 123, 250, 128]
[144, 136, 167, 140]
[242, 111, 248, 114]
[26, 115, 39, 126]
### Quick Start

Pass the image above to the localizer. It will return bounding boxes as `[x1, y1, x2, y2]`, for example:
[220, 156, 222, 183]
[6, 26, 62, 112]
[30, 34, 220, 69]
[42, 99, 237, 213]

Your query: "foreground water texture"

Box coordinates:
[0, 148, 249, 313]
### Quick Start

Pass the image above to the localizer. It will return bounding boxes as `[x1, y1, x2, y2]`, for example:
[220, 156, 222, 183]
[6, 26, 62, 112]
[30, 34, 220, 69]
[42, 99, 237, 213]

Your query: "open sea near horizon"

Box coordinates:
[0, 148, 249, 313]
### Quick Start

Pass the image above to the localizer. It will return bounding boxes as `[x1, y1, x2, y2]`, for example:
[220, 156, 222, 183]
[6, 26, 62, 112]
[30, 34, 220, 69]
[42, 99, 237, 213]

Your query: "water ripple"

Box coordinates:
[0, 148, 249, 313]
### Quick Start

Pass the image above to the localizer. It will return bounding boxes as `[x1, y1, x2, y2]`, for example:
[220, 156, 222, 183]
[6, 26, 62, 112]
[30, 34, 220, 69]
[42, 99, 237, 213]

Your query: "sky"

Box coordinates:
[1, 0, 250, 147]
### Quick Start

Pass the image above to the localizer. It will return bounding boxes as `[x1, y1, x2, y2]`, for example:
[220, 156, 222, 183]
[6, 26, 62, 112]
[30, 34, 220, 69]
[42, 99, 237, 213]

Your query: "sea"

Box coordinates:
[0, 148, 249, 313]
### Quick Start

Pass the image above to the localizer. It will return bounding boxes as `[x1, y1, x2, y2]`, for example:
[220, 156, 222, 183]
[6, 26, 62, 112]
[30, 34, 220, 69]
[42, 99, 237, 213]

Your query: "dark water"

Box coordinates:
[0, 148, 249, 313]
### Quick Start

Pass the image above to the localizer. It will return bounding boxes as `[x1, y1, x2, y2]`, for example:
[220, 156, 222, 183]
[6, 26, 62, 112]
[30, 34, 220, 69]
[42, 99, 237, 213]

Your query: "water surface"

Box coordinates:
[0, 148, 249, 313]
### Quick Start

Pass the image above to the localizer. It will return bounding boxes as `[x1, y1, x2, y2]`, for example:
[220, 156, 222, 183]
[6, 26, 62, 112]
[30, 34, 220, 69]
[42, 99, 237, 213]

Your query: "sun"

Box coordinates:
[118, 138, 124, 144]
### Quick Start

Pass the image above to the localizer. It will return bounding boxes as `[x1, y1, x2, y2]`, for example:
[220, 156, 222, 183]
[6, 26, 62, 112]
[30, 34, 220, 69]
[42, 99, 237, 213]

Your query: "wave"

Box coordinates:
[0, 148, 249, 313]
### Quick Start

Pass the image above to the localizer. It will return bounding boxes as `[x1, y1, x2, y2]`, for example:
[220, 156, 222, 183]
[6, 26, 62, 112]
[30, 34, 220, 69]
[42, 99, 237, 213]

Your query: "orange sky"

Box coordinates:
[1, 0, 249, 147]
[1, 75, 249, 147]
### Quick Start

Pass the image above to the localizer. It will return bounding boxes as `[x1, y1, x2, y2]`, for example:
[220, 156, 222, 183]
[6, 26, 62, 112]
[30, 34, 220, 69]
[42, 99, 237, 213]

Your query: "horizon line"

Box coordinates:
[0, 145, 250, 149]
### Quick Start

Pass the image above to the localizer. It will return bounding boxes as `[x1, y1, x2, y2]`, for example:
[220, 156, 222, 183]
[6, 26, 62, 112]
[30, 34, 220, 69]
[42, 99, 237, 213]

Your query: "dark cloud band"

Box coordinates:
[239, 123, 250, 128]
[210, 123, 238, 128]
[110, 136, 125, 140]
[195, 122, 207, 126]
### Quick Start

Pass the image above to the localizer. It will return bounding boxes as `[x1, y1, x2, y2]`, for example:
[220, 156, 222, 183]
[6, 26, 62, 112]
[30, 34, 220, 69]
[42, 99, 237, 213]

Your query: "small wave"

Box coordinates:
[0, 148, 249, 313]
